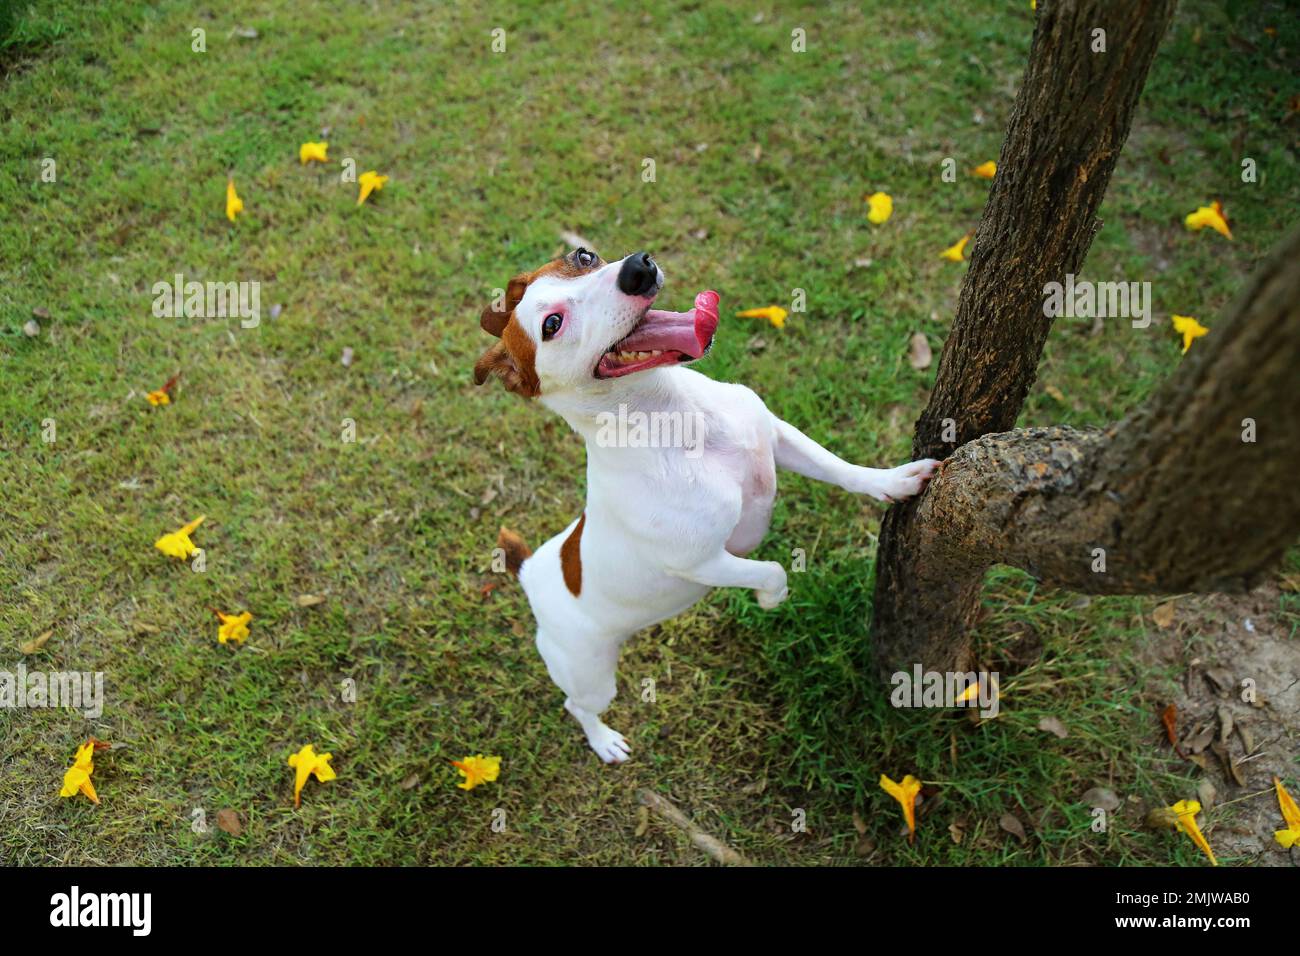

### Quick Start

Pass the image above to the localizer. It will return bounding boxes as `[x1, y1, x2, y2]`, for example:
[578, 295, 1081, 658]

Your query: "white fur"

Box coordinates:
[506, 254, 940, 763]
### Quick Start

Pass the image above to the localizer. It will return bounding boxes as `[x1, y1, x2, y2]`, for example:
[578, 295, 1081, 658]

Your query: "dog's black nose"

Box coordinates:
[617, 252, 658, 297]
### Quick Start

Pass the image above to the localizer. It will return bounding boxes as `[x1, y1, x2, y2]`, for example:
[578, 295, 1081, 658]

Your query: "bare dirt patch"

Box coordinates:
[1156, 583, 1299, 866]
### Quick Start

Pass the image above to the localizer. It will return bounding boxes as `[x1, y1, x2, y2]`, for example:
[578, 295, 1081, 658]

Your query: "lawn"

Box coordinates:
[1, 0, 1296, 866]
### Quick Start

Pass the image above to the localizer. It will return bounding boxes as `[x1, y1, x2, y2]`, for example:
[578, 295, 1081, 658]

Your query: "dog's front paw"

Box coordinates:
[585, 723, 631, 764]
[755, 562, 789, 609]
[871, 458, 942, 503]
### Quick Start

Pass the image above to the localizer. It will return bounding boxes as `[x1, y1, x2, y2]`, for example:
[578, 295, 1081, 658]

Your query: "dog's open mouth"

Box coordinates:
[595, 290, 720, 379]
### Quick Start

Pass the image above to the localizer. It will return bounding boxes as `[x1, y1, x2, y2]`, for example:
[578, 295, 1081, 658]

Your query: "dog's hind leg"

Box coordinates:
[670, 550, 789, 609]
[535, 628, 631, 764]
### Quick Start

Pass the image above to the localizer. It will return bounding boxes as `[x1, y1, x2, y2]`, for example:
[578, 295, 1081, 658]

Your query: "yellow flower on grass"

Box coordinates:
[60, 741, 99, 804]
[864, 191, 893, 224]
[299, 141, 329, 164]
[288, 744, 336, 807]
[879, 773, 922, 843]
[1184, 200, 1232, 240]
[216, 610, 252, 645]
[1274, 777, 1300, 849]
[451, 754, 501, 791]
[971, 161, 997, 179]
[145, 373, 179, 406]
[1171, 314, 1208, 354]
[735, 305, 789, 330]
[154, 515, 205, 560]
[357, 170, 389, 206]
[226, 178, 244, 222]
[940, 234, 971, 262]
[1171, 799, 1217, 866]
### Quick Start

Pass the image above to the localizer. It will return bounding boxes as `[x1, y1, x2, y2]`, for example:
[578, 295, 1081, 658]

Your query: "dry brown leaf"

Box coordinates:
[296, 594, 327, 607]
[214, 809, 243, 836]
[1210, 741, 1247, 787]
[1196, 778, 1217, 811]
[401, 773, 420, 790]
[999, 813, 1027, 843]
[1037, 715, 1070, 739]
[907, 331, 932, 370]
[20, 630, 53, 654]
[1080, 787, 1121, 811]
[1152, 601, 1177, 628]
[634, 805, 650, 837]
[1044, 384, 1066, 402]
[1203, 667, 1235, 695]
[1216, 705, 1234, 745]
[1236, 720, 1255, 755]
[948, 820, 966, 845]
[1161, 703, 1183, 755]
[1184, 723, 1216, 755]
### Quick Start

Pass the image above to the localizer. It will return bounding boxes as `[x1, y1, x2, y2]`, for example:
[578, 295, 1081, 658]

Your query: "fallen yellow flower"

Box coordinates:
[299, 141, 329, 164]
[1274, 777, 1300, 849]
[451, 753, 501, 791]
[940, 234, 971, 262]
[216, 610, 252, 645]
[145, 373, 179, 407]
[154, 515, 205, 560]
[879, 773, 922, 843]
[226, 178, 244, 222]
[971, 161, 997, 179]
[288, 744, 336, 807]
[864, 191, 893, 224]
[735, 305, 789, 330]
[1184, 200, 1232, 240]
[1171, 314, 1208, 354]
[357, 170, 389, 206]
[1171, 799, 1217, 866]
[60, 741, 99, 804]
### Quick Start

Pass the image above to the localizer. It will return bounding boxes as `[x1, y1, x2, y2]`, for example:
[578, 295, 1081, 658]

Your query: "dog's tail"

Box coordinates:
[497, 526, 532, 577]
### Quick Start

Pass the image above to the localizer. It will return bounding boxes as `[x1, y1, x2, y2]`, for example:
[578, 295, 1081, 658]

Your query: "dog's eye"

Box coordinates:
[541, 313, 563, 340]
[575, 248, 596, 268]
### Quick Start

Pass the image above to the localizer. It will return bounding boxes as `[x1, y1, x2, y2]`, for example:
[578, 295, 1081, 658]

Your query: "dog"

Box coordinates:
[474, 248, 940, 763]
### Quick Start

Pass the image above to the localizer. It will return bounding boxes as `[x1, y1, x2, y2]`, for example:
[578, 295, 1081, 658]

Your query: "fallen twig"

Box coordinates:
[637, 789, 753, 867]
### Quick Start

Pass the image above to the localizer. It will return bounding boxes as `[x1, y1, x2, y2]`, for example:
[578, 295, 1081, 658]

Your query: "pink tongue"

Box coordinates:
[618, 290, 720, 357]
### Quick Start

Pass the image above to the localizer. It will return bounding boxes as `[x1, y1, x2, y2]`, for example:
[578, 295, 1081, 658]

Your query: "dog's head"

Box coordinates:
[473, 248, 719, 399]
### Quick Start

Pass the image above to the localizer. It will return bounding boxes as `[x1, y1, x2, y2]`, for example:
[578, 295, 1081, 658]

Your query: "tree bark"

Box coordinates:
[872, 0, 1182, 674]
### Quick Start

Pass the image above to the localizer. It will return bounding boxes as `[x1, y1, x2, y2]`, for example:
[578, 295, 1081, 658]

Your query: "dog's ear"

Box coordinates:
[473, 340, 540, 398]
[480, 275, 530, 338]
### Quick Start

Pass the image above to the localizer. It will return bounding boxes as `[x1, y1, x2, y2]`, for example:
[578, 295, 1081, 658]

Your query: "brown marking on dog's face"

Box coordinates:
[474, 249, 606, 398]
[560, 511, 585, 597]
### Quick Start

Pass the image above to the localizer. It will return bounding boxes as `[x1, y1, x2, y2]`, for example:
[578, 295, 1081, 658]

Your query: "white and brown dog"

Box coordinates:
[475, 248, 939, 763]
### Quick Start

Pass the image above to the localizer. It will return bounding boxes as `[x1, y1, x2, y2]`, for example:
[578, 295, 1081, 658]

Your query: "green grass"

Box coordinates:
[1, 0, 1296, 865]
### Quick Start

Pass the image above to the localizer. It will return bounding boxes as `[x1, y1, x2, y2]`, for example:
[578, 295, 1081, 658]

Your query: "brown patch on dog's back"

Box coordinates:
[560, 512, 585, 597]
[497, 526, 532, 576]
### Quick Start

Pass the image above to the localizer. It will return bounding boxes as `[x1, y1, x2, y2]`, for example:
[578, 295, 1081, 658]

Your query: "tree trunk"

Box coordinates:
[872, 0, 1182, 673]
